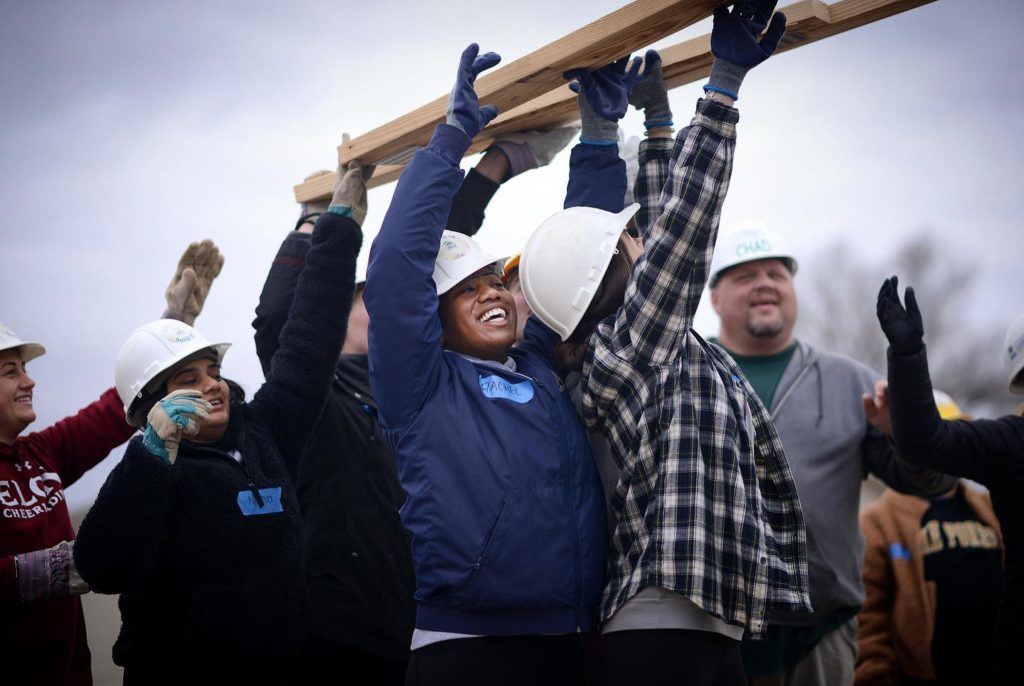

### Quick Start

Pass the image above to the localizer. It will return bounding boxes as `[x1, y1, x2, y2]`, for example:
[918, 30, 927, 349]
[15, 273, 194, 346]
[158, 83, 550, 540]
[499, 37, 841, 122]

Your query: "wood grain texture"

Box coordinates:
[339, 0, 725, 164]
[294, 0, 936, 202]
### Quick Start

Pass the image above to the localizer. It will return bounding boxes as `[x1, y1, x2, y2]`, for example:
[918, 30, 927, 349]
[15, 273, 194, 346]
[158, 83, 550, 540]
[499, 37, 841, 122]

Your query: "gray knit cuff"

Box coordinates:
[706, 59, 748, 100]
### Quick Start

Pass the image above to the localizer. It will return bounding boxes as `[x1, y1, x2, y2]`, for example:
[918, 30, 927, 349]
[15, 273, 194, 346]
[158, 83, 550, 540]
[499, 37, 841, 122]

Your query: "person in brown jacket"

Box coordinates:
[856, 391, 1004, 685]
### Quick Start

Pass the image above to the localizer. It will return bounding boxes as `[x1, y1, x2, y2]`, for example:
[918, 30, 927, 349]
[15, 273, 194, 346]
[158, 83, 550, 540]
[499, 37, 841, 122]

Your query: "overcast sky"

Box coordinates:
[2, 0, 1021, 511]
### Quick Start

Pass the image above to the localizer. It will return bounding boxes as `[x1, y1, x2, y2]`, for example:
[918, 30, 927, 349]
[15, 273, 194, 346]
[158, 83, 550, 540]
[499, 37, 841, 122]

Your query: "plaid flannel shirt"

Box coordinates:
[581, 99, 812, 637]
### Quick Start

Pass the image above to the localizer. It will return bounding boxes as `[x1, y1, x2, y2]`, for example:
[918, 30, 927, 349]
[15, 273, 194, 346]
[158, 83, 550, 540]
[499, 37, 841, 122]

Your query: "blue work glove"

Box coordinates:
[565, 56, 642, 145]
[706, 0, 787, 100]
[876, 276, 925, 356]
[446, 44, 502, 139]
[143, 389, 213, 465]
[628, 49, 673, 130]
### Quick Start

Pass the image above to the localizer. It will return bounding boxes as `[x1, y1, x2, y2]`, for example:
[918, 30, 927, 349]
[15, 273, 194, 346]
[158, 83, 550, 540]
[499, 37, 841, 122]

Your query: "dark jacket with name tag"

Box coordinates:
[73, 212, 361, 682]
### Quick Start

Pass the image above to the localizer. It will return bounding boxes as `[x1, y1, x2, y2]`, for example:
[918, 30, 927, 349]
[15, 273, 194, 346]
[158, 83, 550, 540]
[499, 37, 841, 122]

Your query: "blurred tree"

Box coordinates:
[796, 230, 1016, 417]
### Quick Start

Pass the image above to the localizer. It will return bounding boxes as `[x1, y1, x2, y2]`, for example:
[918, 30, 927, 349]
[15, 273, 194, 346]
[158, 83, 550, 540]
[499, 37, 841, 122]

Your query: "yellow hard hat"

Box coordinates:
[933, 389, 963, 420]
[502, 252, 521, 282]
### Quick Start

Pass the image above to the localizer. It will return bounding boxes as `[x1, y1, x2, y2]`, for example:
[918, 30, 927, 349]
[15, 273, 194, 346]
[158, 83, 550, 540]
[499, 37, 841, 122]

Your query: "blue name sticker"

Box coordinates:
[479, 374, 534, 403]
[888, 542, 911, 561]
[237, 487, 284, 516]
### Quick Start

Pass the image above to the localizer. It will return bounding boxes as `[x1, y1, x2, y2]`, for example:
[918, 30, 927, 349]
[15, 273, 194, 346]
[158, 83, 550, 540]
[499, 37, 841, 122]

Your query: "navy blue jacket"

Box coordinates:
[365, 124, 607, 635]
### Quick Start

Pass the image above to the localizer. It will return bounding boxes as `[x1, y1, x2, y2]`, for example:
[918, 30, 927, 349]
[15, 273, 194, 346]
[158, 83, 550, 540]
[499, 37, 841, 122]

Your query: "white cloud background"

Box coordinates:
[1, 0, 1021, 511]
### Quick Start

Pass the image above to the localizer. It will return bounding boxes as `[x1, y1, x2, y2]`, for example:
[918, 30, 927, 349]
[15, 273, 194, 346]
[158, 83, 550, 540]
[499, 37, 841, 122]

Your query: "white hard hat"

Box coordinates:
[0, 322, 45, 364]
[433, 231, 499, 295]
[520, 203, 640, 341]
[1003, 312, 1024, 394]
[115, 319, 231, 425]
[709, 222, 798, 288]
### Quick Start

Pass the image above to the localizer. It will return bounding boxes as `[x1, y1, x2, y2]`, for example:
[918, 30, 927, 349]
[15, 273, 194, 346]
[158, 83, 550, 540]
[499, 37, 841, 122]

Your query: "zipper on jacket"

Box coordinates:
[770, 362, 815, 420]
[546, 379, 584, 632]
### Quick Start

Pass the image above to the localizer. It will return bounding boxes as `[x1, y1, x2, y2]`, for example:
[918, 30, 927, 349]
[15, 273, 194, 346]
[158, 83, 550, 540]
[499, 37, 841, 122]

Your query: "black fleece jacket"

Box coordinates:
[888, 346, 1024, 682]
[253, 229, 415, 661]
[74, 213, 362, 682]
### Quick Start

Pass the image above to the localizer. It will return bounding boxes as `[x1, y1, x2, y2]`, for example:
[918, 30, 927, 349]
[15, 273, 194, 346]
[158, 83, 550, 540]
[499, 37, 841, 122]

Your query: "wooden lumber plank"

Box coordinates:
[294, 0, 936, 202]
[340, 0, 726, 167]
[294, 137, 494, 204]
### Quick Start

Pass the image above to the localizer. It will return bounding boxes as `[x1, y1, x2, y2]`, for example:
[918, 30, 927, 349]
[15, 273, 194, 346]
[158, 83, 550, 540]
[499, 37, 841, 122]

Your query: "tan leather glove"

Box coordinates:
[143, 389, 212, 464]
[163, 240, 225, 325]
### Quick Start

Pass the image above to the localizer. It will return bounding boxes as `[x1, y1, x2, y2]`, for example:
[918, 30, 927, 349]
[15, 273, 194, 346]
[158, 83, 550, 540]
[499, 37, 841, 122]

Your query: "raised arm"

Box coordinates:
[562, 56, 637, 212]
[604, 0, 786, 368]
[878, 276, 1024, 485]
[252, 230, 311, 377]
[250, 156, 371, 377]
[628, 50, 674, 237]
[365, 44, 501, 428]
[247, 165, 366, 469]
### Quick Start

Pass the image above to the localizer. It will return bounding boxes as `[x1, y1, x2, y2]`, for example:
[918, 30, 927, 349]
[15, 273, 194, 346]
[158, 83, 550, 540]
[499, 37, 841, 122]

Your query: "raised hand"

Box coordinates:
[628, 50, 672, 129]
[565, 55, 642, 144]
[164, 240, 225, 326]
[707, 0, 788, 100]
[446, 44, 501, 139]
[329, 146, 376, 227]
[876, 275, 925, 356]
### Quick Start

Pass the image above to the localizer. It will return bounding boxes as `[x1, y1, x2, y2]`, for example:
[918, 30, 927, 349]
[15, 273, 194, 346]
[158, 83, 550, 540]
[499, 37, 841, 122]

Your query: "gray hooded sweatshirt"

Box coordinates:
[764, 340, 955, 626]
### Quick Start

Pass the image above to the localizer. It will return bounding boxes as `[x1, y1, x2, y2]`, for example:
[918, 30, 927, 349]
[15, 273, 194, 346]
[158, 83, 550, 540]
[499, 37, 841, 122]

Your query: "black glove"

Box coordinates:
[876, 276, 924, 356]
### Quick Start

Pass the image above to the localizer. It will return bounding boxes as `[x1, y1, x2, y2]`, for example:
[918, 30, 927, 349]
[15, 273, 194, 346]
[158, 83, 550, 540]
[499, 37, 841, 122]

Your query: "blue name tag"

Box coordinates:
[479, 374, 534, 403]
[888, 542, 911, 561]
[237, 487, 284, 516]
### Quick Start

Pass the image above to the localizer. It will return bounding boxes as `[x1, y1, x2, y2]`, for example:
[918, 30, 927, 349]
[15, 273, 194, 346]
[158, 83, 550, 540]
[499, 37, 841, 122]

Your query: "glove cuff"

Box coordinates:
[707, 59, 748, 100]
[580, 117, 618, 145]
[143, 426, 172, 465]
[429, 124, 473, 167]
[15, 548, 51, 602]
[642, 102, 674, 130]
[486, 140, 538, 181]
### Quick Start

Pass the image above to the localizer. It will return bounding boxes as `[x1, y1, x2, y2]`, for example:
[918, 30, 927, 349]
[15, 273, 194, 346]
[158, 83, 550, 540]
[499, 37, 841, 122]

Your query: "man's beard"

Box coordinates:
[747, 315, 784, 338]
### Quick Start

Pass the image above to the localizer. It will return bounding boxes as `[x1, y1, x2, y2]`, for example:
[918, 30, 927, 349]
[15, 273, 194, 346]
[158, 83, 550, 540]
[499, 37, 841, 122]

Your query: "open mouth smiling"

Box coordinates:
[478, 307, 509, 325]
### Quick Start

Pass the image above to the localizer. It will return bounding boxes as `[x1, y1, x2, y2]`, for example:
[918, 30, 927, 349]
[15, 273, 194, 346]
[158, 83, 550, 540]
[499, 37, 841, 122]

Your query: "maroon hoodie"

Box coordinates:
[0, 387, 134, 684]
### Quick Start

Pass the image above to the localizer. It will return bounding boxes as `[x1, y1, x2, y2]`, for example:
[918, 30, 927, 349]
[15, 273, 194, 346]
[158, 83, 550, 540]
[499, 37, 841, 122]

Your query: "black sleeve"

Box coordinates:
[888, 345, 1024, 488]
[249, 213, 362, 474]
[445, 168, 499, 237]
[252, 231, 313, 378]
[73, 437, 182, 594]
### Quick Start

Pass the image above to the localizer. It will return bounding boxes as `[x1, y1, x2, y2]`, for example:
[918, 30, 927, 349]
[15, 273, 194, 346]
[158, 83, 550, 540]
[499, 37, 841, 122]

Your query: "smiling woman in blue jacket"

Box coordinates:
[364, 45, 606, 686]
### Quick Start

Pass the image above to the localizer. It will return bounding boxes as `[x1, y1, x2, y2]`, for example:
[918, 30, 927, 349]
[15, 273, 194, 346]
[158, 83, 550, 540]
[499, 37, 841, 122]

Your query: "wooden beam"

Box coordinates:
[342, 0, 726, 166]
[294, 0, 936, 203]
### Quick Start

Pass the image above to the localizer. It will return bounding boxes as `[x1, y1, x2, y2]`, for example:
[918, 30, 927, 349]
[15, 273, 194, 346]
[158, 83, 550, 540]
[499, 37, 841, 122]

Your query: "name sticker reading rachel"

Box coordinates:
[237, 487, 284, 516]
[479, 375, 534, 403]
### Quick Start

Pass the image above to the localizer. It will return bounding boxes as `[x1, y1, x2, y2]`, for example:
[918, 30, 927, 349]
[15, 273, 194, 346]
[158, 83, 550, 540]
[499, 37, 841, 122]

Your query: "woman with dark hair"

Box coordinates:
[72, 162, 371, 684]
[519, 2, 811, 683]
[364, 44, 606, 686]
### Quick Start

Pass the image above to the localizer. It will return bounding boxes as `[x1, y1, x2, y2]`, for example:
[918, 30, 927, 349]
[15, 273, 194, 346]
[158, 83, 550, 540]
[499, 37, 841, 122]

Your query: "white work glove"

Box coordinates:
[163, 240, 225, 326]
[143, 390, 212, 465]
[15, 541, 89, 602]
